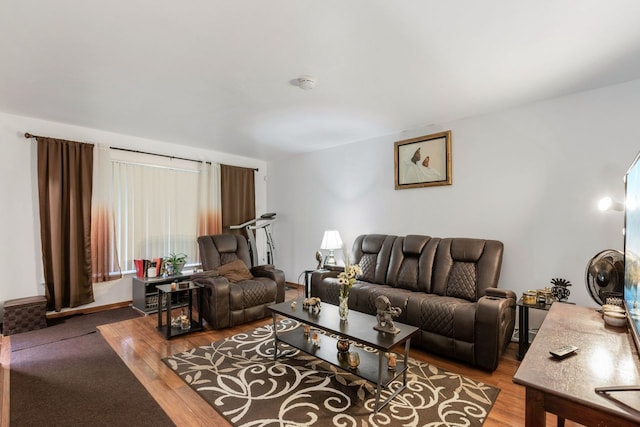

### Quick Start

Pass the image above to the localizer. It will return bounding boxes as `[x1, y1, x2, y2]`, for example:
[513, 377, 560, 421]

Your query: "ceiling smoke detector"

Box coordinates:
[298, 75, 316, 90]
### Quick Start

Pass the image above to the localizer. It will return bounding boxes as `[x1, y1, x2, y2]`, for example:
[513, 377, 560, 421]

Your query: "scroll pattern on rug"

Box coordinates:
[163, 319, 499, 427]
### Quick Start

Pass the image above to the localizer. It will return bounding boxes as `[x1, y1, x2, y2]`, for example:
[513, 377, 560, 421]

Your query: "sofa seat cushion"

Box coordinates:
[407, 294, 476, 343]
[228, 278, 277, 311]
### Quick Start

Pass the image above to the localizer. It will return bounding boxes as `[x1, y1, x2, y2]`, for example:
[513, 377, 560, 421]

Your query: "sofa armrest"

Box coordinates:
[310, 269, 340, 298]
[484, 287, 517, 300]
[191, 272, 231, 329]
[475, 290, 516, 371]
[251, 265, 286, 303]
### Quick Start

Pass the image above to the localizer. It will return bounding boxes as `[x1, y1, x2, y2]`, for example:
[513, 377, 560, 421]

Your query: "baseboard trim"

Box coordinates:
[46, 301, 133, 319]
[285, 281, 303, 290]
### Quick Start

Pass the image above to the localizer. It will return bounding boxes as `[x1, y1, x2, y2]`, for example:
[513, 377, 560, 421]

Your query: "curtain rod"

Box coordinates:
[25, 133, 258, 172]
[110, 147, 258, 171]
[109, 146, 214, 166]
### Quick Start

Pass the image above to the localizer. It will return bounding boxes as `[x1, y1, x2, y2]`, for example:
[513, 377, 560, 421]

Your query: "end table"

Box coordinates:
[156, 281, 203, 339]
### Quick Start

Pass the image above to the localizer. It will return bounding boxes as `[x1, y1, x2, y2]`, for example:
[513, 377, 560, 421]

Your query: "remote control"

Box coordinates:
[549, 345, 578, 359]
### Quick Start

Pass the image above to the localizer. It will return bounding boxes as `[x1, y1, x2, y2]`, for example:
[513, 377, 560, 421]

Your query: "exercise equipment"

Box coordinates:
[230, 213, 277, 266]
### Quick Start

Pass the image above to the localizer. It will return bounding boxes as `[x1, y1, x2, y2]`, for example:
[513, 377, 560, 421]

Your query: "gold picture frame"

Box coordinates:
[394, 130, 452, 189]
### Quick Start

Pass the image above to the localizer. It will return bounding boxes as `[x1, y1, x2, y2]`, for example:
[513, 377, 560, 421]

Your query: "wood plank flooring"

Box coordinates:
[1, 287, 582, 426]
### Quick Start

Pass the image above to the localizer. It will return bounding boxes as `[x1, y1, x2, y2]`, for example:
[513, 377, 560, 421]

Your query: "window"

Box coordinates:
[110, 150, 220, 274]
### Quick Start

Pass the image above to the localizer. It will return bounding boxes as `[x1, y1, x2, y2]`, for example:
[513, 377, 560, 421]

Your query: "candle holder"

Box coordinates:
[347, 352, 360, 369]
[387, 352, 397, 370]
[179, 310, 190, 330]
[336, 337, 350, 353]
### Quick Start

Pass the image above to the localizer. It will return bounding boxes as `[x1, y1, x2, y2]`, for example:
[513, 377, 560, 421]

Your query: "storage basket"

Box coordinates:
[3, 295, 47, 336]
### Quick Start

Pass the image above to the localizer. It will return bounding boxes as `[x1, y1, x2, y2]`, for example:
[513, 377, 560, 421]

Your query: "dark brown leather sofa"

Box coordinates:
[192, 234, 286, 329]
[310, 234, 515, 371]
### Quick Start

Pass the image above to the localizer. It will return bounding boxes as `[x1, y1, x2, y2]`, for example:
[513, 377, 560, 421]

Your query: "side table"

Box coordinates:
[517, 298, 552, 360]
[303, 269, 317, 297]
[132, 272, 193, 314]
[156, 282, 203, 339]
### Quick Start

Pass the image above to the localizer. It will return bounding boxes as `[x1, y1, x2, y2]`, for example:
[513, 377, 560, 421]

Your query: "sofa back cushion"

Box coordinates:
[386, 235, 439, 292]
[352, 234, 396, 284]
[431, 238, 503, 301]
[197, 234, 253, 271]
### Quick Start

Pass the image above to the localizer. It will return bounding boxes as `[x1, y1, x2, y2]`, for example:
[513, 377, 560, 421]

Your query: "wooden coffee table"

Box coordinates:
[268, 298, 419, 412]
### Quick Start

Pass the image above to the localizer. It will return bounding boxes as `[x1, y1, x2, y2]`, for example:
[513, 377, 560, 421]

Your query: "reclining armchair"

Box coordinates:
[192, 234, 285, 329]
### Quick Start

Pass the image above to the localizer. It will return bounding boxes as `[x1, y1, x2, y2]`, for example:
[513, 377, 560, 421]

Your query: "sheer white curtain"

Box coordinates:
[197, 162, 222, 240]
[91, 144, 121, 281]
[111, 154, 205, 272]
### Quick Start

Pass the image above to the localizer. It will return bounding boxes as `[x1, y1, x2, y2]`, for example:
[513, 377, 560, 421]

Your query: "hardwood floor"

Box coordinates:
[2, 287, 582, 426]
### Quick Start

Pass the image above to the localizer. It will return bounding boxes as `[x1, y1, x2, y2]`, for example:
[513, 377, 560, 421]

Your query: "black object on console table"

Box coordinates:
[132, 273, 193, 314]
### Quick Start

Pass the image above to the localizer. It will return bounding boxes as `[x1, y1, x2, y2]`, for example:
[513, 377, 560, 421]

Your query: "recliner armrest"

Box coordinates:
[251, 265, 286, 303]
[484, 287, 516, 300]
[251, 264, 275, 271]
[191, 274, 231, 329]
[191, 269, 221, 280]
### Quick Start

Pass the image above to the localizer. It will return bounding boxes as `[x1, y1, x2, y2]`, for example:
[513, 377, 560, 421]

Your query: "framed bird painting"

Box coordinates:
[394, 130, 452, 190]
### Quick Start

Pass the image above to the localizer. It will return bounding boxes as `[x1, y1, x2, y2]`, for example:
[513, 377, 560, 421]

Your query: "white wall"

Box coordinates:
[0, 112, 267, 312]
[268, 79, 640, 309]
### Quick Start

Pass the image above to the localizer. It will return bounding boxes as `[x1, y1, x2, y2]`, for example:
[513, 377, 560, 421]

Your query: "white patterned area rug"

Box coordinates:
[163, 319, 499, 427]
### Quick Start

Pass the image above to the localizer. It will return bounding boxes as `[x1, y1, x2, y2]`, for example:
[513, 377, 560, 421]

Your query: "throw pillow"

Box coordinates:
[217, 259, 253, 283]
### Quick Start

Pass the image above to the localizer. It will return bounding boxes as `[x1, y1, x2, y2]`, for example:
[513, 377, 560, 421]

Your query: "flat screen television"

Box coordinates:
[624, 150, 640, 353]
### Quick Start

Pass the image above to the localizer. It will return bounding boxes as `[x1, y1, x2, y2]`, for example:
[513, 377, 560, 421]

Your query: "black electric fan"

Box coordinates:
[585, 249, 624, 305]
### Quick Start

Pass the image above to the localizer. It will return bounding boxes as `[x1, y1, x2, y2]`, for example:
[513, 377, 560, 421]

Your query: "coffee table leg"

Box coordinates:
[374, 352, 384, 412]
[272, 313, 278, 360]
[402, 338, 411, 386]
[373, 338, 413, 413]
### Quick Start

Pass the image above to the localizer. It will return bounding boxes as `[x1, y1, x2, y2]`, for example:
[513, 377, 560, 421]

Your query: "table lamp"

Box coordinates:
[320, 230, 343, 266]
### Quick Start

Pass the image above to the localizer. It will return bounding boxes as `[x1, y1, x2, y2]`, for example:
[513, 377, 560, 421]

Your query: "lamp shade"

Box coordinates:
[320, 230, 343, 250]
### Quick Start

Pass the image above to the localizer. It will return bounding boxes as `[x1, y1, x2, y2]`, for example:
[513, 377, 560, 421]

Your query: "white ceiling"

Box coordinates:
[2, 1, 640, 160]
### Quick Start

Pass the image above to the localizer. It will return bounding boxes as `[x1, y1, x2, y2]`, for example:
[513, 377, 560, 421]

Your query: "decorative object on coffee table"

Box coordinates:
[303, 297, 321, 313]
[336, 255, 362, 321]
[373, 295, 402, 335]
[337, 337, 351, 353]
[338, 296, 349, 320]
[347, 351, 360, 369]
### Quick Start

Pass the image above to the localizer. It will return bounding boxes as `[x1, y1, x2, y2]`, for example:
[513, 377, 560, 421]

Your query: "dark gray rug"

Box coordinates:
[163, 319, 499, 427]
[10, 306, 141, 351]
[10, 307, 175, 426]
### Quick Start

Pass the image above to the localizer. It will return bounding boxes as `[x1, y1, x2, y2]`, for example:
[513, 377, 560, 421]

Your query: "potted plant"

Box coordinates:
[165, 252, 187, 275]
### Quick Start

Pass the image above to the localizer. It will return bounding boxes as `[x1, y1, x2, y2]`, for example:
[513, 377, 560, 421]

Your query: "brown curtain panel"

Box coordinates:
[37, 137, 95, 311]
[220, 164, 256, 236]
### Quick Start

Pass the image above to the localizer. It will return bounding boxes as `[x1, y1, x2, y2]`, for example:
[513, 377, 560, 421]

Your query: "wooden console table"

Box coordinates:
[513, 303, 640, 426]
